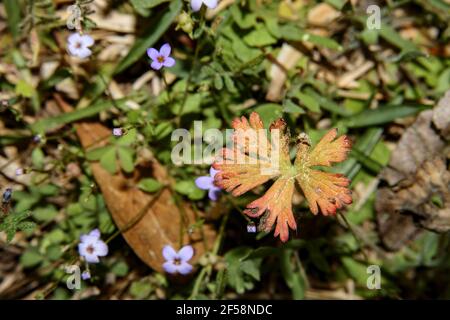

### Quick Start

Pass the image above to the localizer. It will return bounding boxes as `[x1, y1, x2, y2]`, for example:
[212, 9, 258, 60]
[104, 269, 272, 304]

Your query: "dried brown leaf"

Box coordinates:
[54, 94, 216, 272]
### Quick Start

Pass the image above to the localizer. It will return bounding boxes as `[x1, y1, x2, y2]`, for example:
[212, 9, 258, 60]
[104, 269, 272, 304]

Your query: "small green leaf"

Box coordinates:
[86, 146, 113, 161]
[295, 91, 321, 113]
[129, 281, 153, 299]
[31, 148, 45, 170]
[33, 206, 58, 222]
[4, 0, 21, 40]
[112, 261, 129, 277]
[280, 249, 306, 300]
[15, 80, 35, 98]
[153, 122, 173, 140]
[17, 221, 37, 231]
[214, 75, 224, 90]
[223, 75, 238, 93]
[116, 128, 137, 146]
[118, 147, 135, 173]
[174, 180, 204, 200]
[243, 25, 277, 47]
[20, 249, 43, 268]
[138, 178, 163, 193]
[283, 99, 305, 114]
[100, 147, 117, 174]
[253, 103, 283, 127]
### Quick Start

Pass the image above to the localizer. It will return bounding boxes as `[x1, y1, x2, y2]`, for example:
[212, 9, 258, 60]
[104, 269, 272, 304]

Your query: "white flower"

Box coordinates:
[78, 229, 108, 263]
[162, 245, 194, 275]
[190, 0, 218, 12]
[113, 128, 123, 136]
[67, 33, 94, 59]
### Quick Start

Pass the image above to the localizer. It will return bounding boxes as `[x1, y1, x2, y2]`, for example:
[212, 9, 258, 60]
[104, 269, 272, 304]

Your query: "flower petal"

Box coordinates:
[195, 176, 214, 190]
[162, 245, 178, 261]
[147, 47, 159, 60]
[84, 253, 100, 263]
[208, 188, 221, 201]
[190, 0, 203, 12]
[177, 262, 193, 275]
[68, 32, 81, 44]
[151, 60, 163, 70]
[178, 245, 194, 261]
[163, 57, 175, 68]
[78, 242, 88, 256]
[77, 47, 92, 59]
[94, 240, 108, 256]
[203, 0, 218, 9]
[67, 45, 81, 57]
[209, 166, 220, 178]
[80, 34, 94, 47]
[160, 43, 171, 57]
[163, 261, 177, 274]
[89, 229, 101, 239]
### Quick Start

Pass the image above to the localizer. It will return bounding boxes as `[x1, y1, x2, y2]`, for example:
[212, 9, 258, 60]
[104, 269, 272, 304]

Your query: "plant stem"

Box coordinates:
[189, 210, 229, 300]
[175, 10, 205, 126]
[337, 212, 377, 262]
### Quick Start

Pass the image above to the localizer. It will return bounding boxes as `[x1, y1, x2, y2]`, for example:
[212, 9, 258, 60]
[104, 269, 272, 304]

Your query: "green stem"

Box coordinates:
[189, 211, 229, 300]
[337, 212, 371, 262]
[175, 10, 205, 126]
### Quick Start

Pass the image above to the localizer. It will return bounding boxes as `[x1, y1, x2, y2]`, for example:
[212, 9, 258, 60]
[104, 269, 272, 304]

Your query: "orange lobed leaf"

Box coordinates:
[213, 112, 352, 242]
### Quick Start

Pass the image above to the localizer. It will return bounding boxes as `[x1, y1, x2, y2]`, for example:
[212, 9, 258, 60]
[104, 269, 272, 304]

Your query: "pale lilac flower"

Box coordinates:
[113, 128, 123, 136]
[147, 43, 175, 70]
[247, 222, 256, 233]
[67, 33, 94, 59]
[162, 245, 194, 275]
[33, 134, 42, 143]
[191, 0, 218, 12]
[15, 168, 24, 176]
[81, 270, 91, 280]
[78, 229, 108, 264]
[195, 167, 221, 201]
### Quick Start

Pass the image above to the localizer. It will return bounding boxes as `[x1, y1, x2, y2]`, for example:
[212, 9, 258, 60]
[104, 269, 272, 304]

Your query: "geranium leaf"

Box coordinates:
[214, 112, 352, 242]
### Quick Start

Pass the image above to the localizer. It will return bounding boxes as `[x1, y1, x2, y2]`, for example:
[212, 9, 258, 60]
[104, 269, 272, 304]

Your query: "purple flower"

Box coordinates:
[247, 222, 256, 233]
[67, 32, 94, 59]
[195, 167, 221, 201]
[113, 128, 123, 136]
[191, 0, 218, 12]
[15, 168, 24, 176]
[78, 229, 108, 264]
[147, 43, 175, 70]
[162, 245, 194, 275]
[33, 134, 42, 143]
[81, 270, 91, 280]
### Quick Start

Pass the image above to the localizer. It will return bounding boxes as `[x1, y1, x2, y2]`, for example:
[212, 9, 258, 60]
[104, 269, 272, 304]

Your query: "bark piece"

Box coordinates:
[376, 91, 450, 251]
